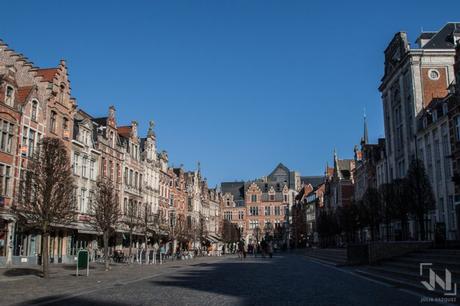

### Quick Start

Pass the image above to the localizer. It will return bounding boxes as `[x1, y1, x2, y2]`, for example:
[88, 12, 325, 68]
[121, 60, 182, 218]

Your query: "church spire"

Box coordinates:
[333, 148, 339, 170]
[363, 111, 369, 145]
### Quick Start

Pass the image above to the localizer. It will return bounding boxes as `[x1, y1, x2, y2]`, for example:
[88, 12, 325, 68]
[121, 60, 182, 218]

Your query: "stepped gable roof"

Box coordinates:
[245, 180, 287, 193]
[35, 68, 58, 82]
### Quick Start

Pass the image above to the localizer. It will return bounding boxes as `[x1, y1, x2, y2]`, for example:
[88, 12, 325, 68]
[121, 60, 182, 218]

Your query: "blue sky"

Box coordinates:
[2, 1, 460, 186]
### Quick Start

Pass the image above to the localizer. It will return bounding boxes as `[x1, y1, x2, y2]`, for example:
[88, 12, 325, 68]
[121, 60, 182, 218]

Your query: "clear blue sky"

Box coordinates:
[2, 1, 460, 186]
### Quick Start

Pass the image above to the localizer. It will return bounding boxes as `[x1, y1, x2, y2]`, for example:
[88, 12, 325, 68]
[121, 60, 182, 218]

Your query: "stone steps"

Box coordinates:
[355, 269, 453, 299]
[355, 249, 460, 299]
[416, 249, 460, 256]
[384, 260, 460, 275]
[304, 248, 347, 266]
[396, 256, 460, 272]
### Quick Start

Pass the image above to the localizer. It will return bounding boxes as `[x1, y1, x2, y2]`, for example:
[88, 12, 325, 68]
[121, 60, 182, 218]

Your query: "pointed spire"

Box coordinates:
[333, 148, 341, 179]
[333, 148, 338, 169]
[363, 110, 369, 145]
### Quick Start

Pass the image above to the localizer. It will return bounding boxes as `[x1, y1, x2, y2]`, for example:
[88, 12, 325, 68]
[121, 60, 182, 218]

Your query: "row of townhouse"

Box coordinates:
[302, 23, 460, 243]
[0, 40, 222, 266]
[220, 163, 324, 247]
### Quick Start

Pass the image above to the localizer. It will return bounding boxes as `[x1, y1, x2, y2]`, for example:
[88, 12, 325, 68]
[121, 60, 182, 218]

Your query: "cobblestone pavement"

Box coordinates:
[2, 253, 442, 306]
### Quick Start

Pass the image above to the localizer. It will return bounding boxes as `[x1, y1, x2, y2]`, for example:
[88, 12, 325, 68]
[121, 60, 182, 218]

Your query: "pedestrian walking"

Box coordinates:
[237, 240, 244, 260]
[268, 241, 273, 258]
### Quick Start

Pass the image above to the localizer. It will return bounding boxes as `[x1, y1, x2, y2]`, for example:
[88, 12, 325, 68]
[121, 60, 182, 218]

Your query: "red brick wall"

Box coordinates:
[421, 67, 449, 107]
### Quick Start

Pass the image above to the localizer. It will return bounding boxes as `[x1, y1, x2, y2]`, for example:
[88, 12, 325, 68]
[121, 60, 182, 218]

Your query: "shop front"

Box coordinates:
[0, 218, 8, 265]
[12, 224, 40, 265]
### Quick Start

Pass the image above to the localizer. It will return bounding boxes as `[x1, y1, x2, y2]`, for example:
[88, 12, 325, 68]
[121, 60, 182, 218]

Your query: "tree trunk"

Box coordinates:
[419, 215, 426, 241]
[145, 234, 148, 264]
[103, 230, 110, 271]
[129, 230, 133, 263]
[42, 232, 50, 278]
[386, 222, 390, 241]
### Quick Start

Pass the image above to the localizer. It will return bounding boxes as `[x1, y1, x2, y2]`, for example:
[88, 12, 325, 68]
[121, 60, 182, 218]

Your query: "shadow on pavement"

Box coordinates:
[61, 264, 96, 271]
[150, 257, 282, 304]
[17, 295, 129, 306]
[3, 268, 42, 277]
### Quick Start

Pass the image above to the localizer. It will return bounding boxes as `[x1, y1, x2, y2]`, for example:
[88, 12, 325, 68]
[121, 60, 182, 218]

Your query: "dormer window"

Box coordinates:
[31, 100, 38, 121]
[5, 86, 14, 106]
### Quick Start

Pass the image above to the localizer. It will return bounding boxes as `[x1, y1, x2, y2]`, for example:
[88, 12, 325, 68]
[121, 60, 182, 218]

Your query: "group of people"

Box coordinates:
[237, 240, 274, 259]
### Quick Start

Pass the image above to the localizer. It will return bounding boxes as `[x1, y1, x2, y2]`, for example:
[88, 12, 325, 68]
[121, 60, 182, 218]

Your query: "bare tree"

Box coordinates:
[15, 137, 75, 278]
[337, 201, 360, 243]
[380, 183, 397, 241]
[157, 209, 170, 240]
[140, 204, 156, 263]
[361, 187, 382, 241]
[124, 200, 141, 262]
[171, 213, 190, 251]
[405, 158, 435, 241]
[221, 219, 240, 248]
[90, 177, 120, 271]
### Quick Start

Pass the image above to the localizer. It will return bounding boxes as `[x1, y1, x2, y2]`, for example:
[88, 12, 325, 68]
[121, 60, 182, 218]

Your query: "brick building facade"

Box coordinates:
[221, 163, 302, 246]
[0, 39, 223, 266]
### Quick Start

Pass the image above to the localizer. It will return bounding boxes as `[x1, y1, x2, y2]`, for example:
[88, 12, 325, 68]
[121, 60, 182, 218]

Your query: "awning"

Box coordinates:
[206, 234, 222, 244]
[76, 224, 101, 235]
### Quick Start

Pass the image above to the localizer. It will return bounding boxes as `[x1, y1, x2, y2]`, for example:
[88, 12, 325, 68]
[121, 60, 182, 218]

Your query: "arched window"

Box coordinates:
[62, 117, 69, 138]
[31, 100, 38, 121]
[50, 111, 57, 133]
[5, 86, 14, 106]
[59, 83, 65, 104]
